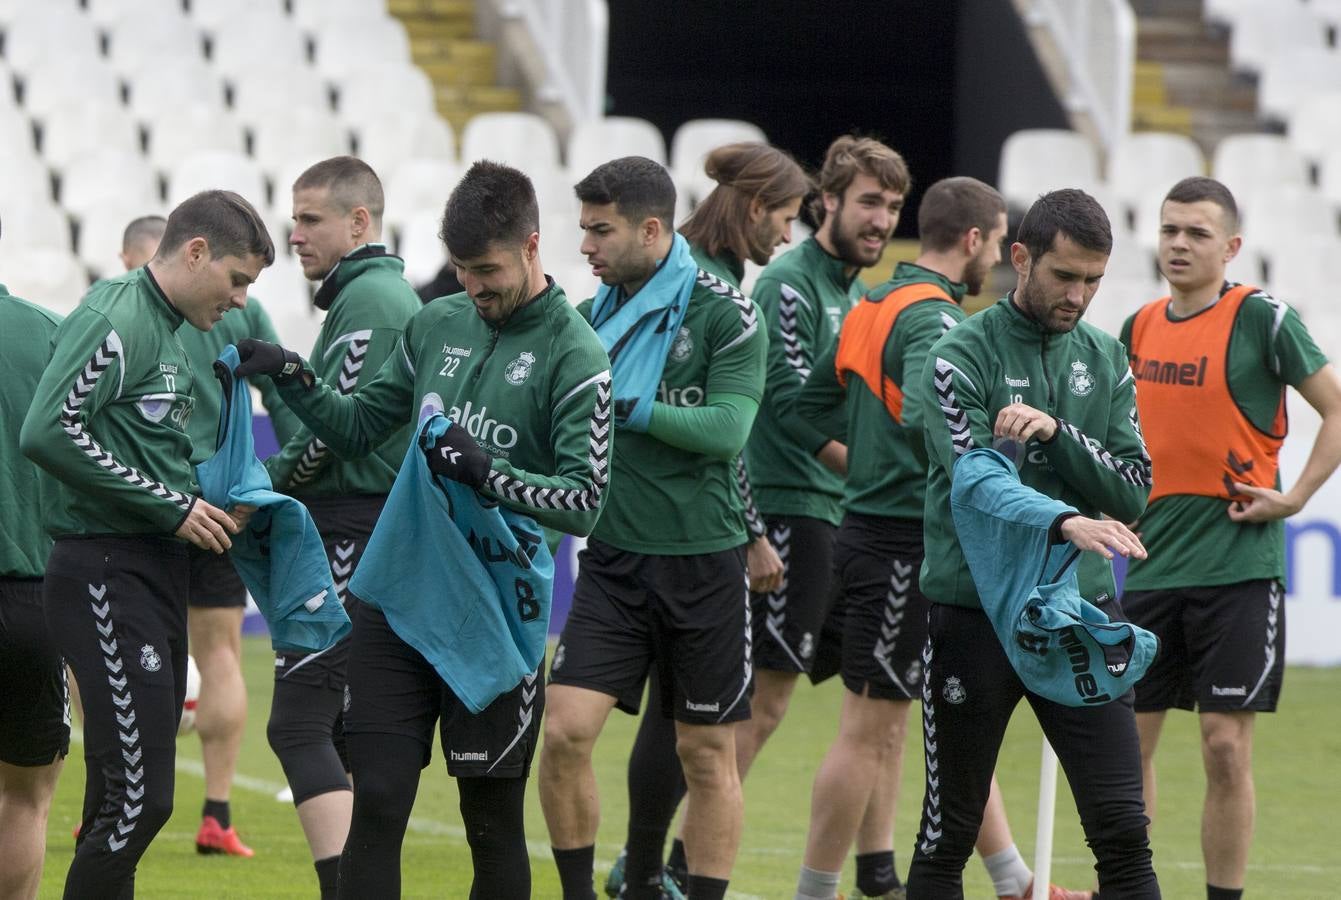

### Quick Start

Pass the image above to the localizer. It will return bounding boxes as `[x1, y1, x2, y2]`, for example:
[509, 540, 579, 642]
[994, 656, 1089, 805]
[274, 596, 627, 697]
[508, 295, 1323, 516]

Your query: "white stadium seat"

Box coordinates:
[670, 118, 767, 208]
[354, 113, 456, 181]
[251, 108, 351, 178]
[568, 116, 668, 180]
[41, 101, 142, 169]
[1257, 49, 1341, 124]
[251, 252, 313, 322]
[85, 0, 188, 28]
[1228, 6, 1328, 75]
[460, 111, 561, 172]
[20, 56, 122, 123]
[1318, 147, 1341, 211]
[291, 0, 387, 32]
[2, 4, 99, 72]
[229, 63, 333, 126]
[384, 158, 459, 233]
[998, 129, 1102, 213]
[313, 18, 410, 79]
[1288, 92, 1341, 168]
[1213, 134, 1309, 199]
[2, 196, 70, 254]
[104, 10, 202, 74]
[167, 150, 267, 208]
[145, 106, 246, 170]
[126, 60, 227, 118]
[189, 0, 286, 34]
[1260, 236, 1339, 318]
[396, 208, 450, 285]
[1106, 132, 1204, 212]
[73, 197, 166, 276]
[208, 15, 308, 75]
[0, 246, 89, 316]
[336, 62, 436, 119]
[60, 148, 160, 219]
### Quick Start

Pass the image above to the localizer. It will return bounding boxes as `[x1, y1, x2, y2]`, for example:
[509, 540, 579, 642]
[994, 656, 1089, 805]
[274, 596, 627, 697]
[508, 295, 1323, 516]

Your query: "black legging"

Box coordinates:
[337, 732, 530, 899]
[623, 670, 688, 892]
[906, 603, 1160, 899]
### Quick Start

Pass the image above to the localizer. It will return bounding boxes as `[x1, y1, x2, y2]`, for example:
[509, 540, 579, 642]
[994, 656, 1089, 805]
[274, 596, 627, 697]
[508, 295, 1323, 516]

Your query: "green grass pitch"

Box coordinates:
[39, 639, 1340, 897]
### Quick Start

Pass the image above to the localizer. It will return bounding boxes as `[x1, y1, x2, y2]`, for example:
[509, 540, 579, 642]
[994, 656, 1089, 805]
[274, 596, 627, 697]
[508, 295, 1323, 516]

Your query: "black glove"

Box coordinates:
[423, 422, 492, 488]
[235, 338, 304, 384]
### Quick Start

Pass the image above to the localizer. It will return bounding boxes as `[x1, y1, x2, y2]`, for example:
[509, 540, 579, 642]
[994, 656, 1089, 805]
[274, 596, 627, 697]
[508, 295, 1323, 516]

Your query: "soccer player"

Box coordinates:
[792, 174, 1005, 900]
[1120, 177, 1341, 900]
[606, 140, 808, 896]
[904, 189, 1160, 898]
[539, 157, 766, 900]
[21, 190, 273, 898]
[234, 160, 611, 898]
[0, 215, 70, 900]
[114, 213, 300, 859]
[261, 156, 420, 897]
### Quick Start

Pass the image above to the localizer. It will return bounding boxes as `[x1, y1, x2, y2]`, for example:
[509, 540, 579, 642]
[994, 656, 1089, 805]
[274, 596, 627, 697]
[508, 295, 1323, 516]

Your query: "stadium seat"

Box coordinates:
[1202, 0, 1256, 29]
[1257, 49, 1341, 124]
[1, 5, 99, 72]
[2, 194, 70, 253]
[0, 153, 50, 212]
[1288, 92, 1341, 170]
[251, 252, 313, 321]
[208, 14, 308, 74]
[312, 17, 410, 79]
[998, 129, 1102, 214]
[396, 208, 450, 285]
[189, 0, 286, 34]
[1318, 147, 1341, 210]
[126, 60, 227, 118]
[568, 117, 668, 180]
[145, 106, 246, 171]
[0, 246, 89, 315]
[531, 164, 578, 224]
[459, 112, 561, 173]
[670, 118, 768, 208]
[1240, 186, 1337, 246]
[1106, 132, 1205, 213]
[167, 150, 267, 208]
[251, 109, 351, 180]
[73, 197, 158, 276]
[229, 62, 333, 125]
[335, 62, 436, 119]
[19, 56, 122, 123]
[85, 0, 188, 28]
[1260, 235, 1338, 317]
[1228, 6, 1328, 75]
[104, 10, 202, 74]
[383, 158, 459, 233]
[354, 113, 456, 182]
[1212, 134, 1309, 199]
[291, 0, 387, 31]
[550, 259, 600, 306]
[59, 148, 160, 219]
[41, 101, 143, 170]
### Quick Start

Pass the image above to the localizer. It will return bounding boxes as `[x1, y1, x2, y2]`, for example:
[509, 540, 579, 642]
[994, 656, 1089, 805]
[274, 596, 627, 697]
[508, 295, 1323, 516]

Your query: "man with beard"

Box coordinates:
[235, 160, 612, 898]
[904, 189, 1160, 898]
[539, 157, 766, 900]
[792, 175, 1006, 900]
[606, 140, 811, 897]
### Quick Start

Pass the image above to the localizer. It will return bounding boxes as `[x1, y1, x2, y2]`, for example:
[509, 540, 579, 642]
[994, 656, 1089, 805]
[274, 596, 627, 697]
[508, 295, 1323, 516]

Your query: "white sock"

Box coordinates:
[983, 844, 1034, 896]
[795, 864, 842, 900]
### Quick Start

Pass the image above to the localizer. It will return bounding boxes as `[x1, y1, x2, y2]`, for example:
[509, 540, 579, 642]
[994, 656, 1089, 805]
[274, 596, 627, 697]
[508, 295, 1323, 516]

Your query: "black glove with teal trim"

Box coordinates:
[234, 338, 304, 385]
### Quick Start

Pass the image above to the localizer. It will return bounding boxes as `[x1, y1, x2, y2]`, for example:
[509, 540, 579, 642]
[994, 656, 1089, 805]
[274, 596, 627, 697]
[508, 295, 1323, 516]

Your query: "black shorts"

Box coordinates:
[0, 577, 70, 766]
[273, 495, 385, 688]
[1124, 578, 1285, 713]
[187, 546, 247, 608]
[550, 539, 752, 725]
[833, 513, 930, 701]
[750, 515, 841, 675]
[342, 601, 543, 778]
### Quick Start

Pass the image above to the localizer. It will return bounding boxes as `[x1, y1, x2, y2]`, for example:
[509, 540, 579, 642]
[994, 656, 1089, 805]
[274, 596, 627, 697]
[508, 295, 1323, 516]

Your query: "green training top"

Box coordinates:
[1119, 285, 1328, 590]
[276, 279, 612, 536]
[178, 296, 301, 464]
[689, 244, 745, 288]
[1, 286, 62, 576]
[265, 248, 421, 497]
[21, 268, 203, 536]
[578, 270, 768, 554]
[745, 237, 863, 526]
[798, 262, 966, 520]
[917, 295, 1153, 610]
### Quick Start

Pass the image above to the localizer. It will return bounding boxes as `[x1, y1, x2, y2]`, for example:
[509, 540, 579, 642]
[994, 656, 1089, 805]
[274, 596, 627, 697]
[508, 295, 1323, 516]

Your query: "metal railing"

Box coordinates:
[500, 0, 608, 123]
[1023, 0, 1136, 150]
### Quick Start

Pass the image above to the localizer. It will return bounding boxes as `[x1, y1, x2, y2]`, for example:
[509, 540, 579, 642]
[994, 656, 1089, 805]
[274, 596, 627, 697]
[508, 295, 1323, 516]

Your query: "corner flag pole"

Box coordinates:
[1033, 737, 1059, 891]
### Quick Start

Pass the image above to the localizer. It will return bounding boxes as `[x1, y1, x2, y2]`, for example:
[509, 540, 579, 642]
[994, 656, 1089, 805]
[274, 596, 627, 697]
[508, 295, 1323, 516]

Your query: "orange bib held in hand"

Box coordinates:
[835, 283, 955, 424]
[1128, 285, 1285, 503]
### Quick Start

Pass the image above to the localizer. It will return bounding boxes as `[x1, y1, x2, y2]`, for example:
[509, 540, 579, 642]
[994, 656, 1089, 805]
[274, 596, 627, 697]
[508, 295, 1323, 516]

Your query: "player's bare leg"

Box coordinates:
[1135, 710, 1168, 827]
[1200, 711, 1255, 891]
[0, 756, 63, 900]
[676, 721, 742, 880]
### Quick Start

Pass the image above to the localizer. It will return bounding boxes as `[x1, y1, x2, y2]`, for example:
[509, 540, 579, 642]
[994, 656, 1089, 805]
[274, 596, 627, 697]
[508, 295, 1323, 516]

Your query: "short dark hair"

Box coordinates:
[918, 177, 1006, 252]
[439, 160, 539, 260]
[573, 156, 676, 231]
[293, 156, 385, 226]
[1016, 188, 1112, 261]
[1163, 176, 1238, 231]
[158, 190, 275, 265]
[122, 215, 166, 254]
